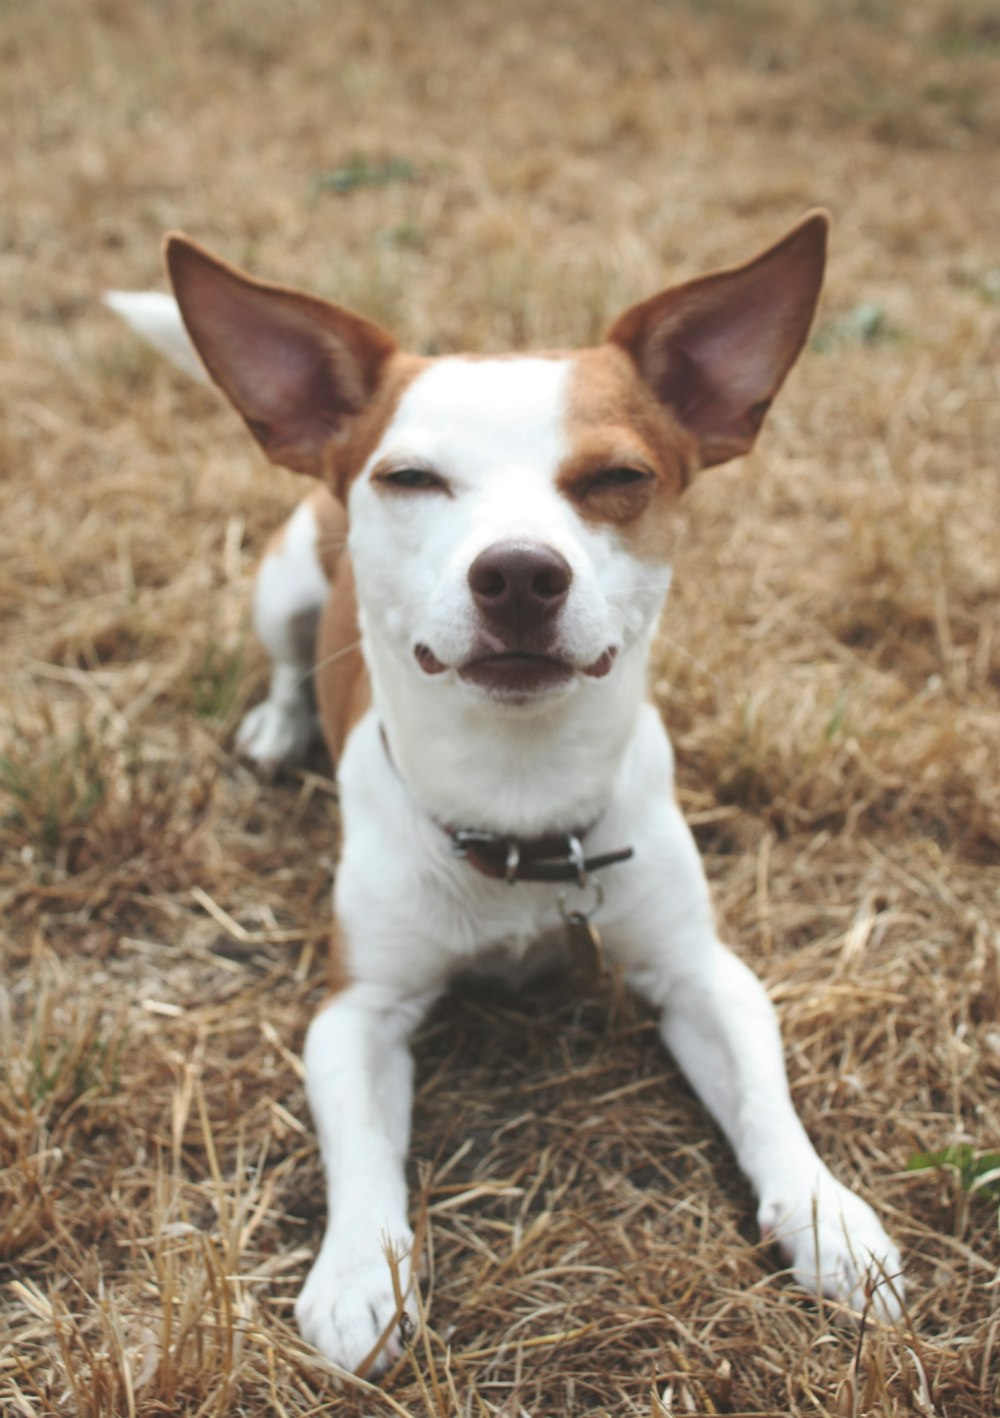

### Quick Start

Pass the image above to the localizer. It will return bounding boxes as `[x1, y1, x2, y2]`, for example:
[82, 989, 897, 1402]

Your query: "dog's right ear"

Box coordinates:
[164, 236, 397, 478]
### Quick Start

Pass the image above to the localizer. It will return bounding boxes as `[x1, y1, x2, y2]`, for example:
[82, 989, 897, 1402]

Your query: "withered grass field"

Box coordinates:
[2, 1, 999, 1414]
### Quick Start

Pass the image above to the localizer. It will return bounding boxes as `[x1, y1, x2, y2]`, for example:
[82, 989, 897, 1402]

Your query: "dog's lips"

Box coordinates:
[458, 652, 574, 695]
[457, 646, 618, 697]
[416, 643, 619, 693]
[582, 647, 617, 678]
[414, 643, 447, 675]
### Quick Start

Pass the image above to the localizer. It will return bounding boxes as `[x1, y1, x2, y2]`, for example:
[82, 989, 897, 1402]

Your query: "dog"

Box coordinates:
[107, 211, 903, 1375]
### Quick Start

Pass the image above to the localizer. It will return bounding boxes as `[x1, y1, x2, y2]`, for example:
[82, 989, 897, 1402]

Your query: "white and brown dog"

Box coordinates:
[108, 212, 902, 1375]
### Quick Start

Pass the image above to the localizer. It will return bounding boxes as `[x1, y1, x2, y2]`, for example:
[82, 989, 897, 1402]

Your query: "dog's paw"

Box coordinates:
[758, 1172, 903, 1321]
[295, 1231, 416, 1375]
[235, 697, 318, 777]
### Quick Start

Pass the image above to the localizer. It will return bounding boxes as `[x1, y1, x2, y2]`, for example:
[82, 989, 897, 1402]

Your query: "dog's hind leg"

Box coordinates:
[237, 486, 345, 776]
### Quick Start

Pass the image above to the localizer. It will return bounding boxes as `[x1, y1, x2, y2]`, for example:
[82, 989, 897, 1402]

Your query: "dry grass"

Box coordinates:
[2, 0, 999, 1413]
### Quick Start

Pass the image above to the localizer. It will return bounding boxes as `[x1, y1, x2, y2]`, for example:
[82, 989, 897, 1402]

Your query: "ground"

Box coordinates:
[1, 1, 999, 1414]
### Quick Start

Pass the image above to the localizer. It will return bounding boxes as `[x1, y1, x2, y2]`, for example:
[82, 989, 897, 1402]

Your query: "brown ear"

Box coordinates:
[163, 235, 397, 477]
[606, 211, 829, 469]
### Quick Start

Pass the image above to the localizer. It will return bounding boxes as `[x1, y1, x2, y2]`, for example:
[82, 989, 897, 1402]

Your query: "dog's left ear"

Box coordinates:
[607, 211, 829, 469]
[164, 235, 397, 477]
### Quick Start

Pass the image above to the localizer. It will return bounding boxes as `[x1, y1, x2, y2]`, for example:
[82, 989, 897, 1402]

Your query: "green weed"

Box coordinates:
[314, 154, 417, 195]
[907, 1144, 1000, 1205]
[191, 641, 245, 722]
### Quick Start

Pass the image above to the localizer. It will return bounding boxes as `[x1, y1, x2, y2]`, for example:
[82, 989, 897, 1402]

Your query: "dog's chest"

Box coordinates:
[436, 865, 570, 963]
[450, 926, 570, 993]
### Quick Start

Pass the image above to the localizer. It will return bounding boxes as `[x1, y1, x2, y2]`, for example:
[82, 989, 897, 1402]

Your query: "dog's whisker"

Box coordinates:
[605, 582, 668, 600]
[300, 638, 363, 686]
[652, 632, 720, 686]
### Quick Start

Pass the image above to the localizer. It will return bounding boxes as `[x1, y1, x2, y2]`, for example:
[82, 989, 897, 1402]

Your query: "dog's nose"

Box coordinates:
[468, 541, 572, 631]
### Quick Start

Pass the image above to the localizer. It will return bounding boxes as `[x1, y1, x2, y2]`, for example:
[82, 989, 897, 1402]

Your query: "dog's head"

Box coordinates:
[165, 216, 827, 714]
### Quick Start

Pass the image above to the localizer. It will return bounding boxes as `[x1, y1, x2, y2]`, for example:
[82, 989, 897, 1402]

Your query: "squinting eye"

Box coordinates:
[588, 467, 653, 490]
[378, 467, 449, 492]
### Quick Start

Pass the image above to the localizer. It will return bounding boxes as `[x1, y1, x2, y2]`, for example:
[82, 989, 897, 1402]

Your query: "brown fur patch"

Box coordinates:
[321, 350, 429, 504]
[324, 916, 353, 996]
[305, 484, 348, 583]
[270, 355, 424, 762]
[313, 551, 369, 764]
[559, 345, 697, 563]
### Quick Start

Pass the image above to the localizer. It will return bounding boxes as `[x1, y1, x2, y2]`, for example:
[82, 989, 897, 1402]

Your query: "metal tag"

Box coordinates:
[565, 911, 607, 975]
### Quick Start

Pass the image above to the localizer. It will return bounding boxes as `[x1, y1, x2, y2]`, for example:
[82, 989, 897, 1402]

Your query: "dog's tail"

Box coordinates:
[103, 291, 208, 383]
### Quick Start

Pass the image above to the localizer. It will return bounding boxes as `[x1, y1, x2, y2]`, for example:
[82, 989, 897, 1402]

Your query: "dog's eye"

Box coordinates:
[377, 467, 448, 492]
[587, 467, 653, 490]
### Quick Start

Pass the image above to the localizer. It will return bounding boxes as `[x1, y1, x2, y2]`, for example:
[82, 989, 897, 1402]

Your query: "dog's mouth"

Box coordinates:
[459, 652, 574, 696]
[414, 644, 617, 696]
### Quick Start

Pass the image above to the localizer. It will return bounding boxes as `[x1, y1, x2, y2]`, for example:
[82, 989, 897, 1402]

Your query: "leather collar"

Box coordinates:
[449, 827, 634, 885]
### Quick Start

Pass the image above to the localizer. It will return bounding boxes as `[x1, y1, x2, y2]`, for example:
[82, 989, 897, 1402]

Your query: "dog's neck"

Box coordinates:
[364, 628, 656, 839]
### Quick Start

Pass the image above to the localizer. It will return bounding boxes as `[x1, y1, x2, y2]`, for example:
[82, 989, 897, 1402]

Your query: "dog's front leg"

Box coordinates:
[295, 981, 430, 1374]
[659, 945, 902, 1317]
[618, 808, 902, 1318]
